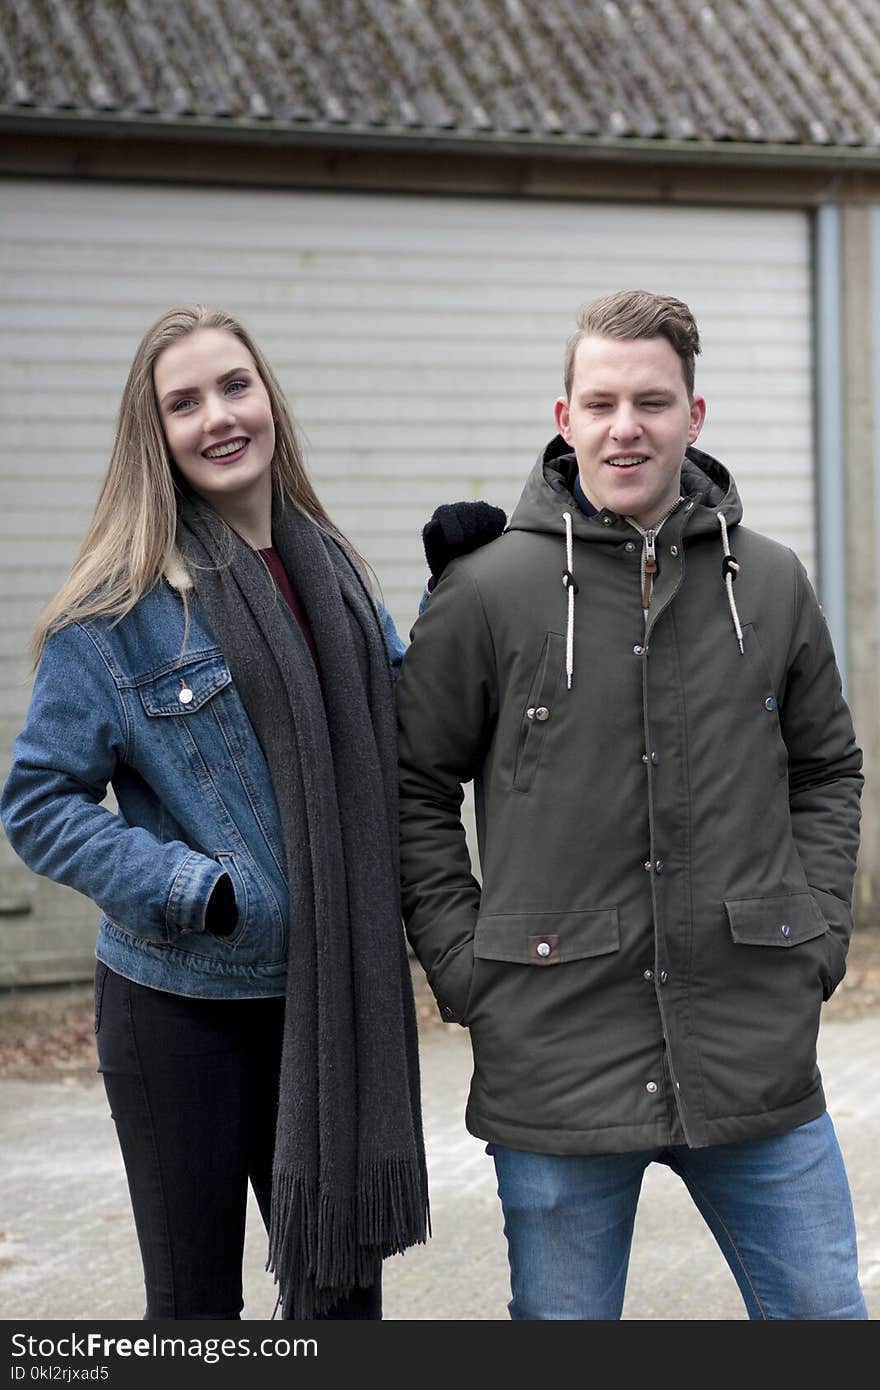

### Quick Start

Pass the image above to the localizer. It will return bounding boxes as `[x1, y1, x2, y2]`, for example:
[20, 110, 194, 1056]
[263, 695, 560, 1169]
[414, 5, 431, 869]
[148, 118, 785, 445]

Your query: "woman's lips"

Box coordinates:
[202, 437, 249, 463]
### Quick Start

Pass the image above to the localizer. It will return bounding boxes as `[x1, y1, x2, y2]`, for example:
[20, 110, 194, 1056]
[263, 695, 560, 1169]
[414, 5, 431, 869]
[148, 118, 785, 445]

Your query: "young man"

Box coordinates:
[396, 289, 867, 1320]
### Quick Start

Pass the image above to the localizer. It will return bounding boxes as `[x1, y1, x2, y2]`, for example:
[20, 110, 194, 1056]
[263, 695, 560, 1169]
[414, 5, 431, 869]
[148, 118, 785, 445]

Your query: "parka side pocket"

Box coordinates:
[513, 632, 566, 793]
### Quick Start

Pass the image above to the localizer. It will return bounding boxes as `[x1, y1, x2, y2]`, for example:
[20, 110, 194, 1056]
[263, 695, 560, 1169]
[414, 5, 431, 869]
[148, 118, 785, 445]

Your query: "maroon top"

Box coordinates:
[258, 546, 319, 665]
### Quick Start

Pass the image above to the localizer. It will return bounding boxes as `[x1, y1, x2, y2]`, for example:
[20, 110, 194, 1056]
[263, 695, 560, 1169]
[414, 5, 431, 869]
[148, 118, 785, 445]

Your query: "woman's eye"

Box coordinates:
[170, 397, 195, 412]
[226, 378, 248, 394]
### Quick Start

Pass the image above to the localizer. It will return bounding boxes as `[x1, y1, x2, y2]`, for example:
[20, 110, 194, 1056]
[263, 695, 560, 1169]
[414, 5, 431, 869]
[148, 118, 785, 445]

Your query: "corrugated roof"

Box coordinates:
[2, 0, 880, 157]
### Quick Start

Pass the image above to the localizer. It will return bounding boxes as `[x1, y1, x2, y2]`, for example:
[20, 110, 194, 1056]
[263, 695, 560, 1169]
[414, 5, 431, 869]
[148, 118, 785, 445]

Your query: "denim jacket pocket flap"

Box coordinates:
[137, 655, 232, 717]
[474, 908, 619, 965]
[725, 892, 827, 948]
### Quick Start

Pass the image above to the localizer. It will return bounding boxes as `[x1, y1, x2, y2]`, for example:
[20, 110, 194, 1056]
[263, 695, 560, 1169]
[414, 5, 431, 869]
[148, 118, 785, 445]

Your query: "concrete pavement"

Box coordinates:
[2, 1015, 878, 1320]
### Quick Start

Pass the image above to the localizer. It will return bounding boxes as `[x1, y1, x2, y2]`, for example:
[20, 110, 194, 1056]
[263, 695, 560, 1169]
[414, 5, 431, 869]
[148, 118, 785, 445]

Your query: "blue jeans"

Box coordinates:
[490, 1114, 867, 1320]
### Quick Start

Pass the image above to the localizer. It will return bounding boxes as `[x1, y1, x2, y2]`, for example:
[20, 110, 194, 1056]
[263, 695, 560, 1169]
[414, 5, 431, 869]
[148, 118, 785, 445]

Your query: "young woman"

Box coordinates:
[0, 305, 429, 1320]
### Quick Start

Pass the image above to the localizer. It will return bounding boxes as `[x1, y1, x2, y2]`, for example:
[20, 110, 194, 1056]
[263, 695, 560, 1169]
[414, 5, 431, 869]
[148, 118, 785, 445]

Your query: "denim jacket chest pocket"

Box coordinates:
[134, 653, 243, 777]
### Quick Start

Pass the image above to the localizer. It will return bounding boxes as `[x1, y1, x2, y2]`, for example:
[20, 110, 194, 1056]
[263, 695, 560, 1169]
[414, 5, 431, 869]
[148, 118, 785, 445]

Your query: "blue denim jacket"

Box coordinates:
[0, 577, 406, 999]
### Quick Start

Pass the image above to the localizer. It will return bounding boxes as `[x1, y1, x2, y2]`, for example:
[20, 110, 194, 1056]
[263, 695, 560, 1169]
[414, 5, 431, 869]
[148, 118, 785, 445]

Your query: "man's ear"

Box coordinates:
[554, 396, 572, 443]
[688, 395, 707, 444]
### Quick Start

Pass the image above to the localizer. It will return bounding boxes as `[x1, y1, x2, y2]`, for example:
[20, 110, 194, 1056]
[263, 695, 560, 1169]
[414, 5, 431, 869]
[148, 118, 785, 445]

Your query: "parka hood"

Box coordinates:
[507, 436, 748, 688]
[508, 435, 743, 541]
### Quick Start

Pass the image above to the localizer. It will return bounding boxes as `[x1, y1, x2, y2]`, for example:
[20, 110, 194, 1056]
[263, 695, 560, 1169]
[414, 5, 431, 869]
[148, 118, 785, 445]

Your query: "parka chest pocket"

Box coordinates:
[740, 624, 788, 782]
[135, 654, 235, 775]
[513, 632, 566, 792]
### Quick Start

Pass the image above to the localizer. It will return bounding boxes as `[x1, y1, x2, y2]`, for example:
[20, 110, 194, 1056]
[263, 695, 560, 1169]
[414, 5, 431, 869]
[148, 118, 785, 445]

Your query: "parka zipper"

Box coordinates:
[626, 498, 682, 621]
[642, 529, 658, 610]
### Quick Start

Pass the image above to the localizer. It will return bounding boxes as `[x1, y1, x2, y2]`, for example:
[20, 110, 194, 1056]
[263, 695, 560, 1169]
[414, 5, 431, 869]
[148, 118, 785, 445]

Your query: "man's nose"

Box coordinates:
[610, 405, 642, 440]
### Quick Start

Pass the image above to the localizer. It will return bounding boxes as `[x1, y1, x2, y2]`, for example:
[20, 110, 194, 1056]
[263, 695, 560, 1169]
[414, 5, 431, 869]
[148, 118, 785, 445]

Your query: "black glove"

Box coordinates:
[422, 501, 507, 582]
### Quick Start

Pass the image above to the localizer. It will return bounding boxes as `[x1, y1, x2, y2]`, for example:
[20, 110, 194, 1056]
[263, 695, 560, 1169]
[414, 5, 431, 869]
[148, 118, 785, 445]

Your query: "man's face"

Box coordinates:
[554, 334, 706, 530]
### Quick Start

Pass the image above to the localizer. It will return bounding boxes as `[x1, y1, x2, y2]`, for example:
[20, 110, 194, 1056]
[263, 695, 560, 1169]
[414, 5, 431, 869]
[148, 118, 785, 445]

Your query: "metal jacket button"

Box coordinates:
[536, 941, 551, 957]
[178, 683, 194, 705]
[535, 706, 550, 721]
[643, 969, 654, 981]
[633, 644, 644, 655]
[655, 860, 664, 874]
[659, 970, 668, 984]
[646, 1081, 658, 1093]
[781, 924, 791, 938]
[764, 695, 777, 711]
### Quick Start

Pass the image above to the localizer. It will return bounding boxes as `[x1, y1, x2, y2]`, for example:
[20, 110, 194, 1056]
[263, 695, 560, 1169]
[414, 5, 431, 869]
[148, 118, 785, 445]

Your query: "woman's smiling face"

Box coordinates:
[154, 327, 275, 513]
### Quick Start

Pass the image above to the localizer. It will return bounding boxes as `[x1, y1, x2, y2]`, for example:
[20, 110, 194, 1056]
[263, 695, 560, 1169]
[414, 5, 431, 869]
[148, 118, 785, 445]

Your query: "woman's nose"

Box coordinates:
[204, 394, 236, 432]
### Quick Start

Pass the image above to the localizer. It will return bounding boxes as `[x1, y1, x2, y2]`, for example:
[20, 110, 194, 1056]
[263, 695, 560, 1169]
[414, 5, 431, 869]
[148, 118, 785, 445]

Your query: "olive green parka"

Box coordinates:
[397, 441, 863, 1153]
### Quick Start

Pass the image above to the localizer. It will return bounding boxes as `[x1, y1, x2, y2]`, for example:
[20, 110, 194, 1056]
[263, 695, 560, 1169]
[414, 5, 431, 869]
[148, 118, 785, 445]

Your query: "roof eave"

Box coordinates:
[2, 108, 880, 171]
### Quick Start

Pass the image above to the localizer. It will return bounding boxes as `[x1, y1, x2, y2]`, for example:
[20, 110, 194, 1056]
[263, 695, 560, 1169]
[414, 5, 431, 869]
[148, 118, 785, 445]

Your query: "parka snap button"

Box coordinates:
[642, 753, 649, 763]
[646, 1081, 658, 1093]
[764, 696, 777, 711]
[178, 684, 194, 705]
[644, 860, 652, 872]
[535, 706, 550, 721]
[526, 707, 536, 720]
[781, 924, 791, 938]
[603, 516, 612, 525]
[651, 752, 659, 764]
[633, 644, 644, 655]
[659, 970, 668, 984]
[625, 541, 637, 552]
[643, 969, 654, 981]
[670, 545, 679, 557]
[536, 941, 551, 958]
[655, 860, 664, 874]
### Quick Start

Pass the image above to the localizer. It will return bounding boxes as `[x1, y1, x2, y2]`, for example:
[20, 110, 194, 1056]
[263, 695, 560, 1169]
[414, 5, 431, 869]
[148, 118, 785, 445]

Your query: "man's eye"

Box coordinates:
[641, 400, 668, 409]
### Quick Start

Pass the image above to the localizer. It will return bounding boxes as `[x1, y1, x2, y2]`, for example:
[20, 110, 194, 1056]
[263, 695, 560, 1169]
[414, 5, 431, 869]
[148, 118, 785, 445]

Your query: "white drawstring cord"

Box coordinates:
[562, 511, 576, 688]
[717, 511, 744, 653]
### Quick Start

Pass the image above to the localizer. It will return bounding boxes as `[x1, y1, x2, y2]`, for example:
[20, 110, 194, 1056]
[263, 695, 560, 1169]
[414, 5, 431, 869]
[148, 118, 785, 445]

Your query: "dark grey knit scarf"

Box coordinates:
[177, 490, 428, 1318]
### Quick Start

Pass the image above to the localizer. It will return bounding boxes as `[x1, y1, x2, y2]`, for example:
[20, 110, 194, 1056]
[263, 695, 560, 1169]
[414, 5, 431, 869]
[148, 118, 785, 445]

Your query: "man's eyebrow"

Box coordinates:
[577, 385, 674, 398]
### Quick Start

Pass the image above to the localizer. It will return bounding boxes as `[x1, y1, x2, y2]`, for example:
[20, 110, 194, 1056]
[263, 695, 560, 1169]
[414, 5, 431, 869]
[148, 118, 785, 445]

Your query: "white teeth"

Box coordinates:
[204, 439, 246, 459]
[607, 456, 646, 467]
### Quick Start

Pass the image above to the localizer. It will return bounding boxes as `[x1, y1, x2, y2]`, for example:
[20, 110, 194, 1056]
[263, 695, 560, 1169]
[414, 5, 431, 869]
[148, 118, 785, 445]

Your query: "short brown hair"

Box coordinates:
[563, 290, 701, 399]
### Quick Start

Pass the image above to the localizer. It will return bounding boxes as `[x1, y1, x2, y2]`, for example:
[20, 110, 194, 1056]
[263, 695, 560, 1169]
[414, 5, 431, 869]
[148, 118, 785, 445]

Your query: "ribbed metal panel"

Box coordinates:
[0, 177, 813, 979]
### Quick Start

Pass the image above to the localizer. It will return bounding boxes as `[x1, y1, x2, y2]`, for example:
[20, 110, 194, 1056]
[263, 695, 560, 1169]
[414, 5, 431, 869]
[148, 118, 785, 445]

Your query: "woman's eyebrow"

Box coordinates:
[160, 367, 251, 404]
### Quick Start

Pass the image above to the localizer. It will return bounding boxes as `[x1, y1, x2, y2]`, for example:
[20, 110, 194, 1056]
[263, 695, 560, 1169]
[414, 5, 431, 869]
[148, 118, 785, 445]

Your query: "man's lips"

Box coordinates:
[202, 437, 249, 461]
[605, 454, 648, 469]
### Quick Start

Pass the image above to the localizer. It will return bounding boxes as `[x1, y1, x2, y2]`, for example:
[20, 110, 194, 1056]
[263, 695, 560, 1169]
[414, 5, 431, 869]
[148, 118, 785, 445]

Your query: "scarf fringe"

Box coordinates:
[267, 1156, 429, 1319]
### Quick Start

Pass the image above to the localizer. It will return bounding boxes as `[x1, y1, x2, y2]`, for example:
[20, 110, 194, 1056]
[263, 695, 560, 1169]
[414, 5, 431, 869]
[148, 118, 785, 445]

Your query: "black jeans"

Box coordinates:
[94, 963, 382, 1320]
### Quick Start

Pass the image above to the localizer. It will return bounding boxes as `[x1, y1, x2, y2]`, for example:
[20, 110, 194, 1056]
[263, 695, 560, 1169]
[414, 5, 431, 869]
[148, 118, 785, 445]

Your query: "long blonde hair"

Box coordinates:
[33, 305, 367, 663]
